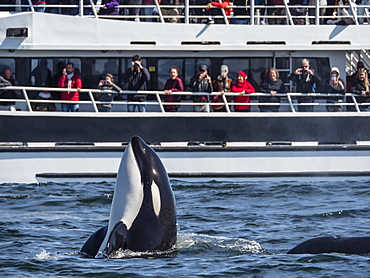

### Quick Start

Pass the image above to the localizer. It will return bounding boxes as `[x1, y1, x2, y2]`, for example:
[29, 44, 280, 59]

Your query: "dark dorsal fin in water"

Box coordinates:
[80, 225, 108, 258]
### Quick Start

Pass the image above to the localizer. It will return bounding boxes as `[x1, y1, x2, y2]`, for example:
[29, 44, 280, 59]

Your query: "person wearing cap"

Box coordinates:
[289, 59, 321, 112]
[190, 65, 213, 112]
[324, 67, 345, 112]
[211, 65, 232, 112]
[231, 71, 255, 112]
[123, 54, 151, 112]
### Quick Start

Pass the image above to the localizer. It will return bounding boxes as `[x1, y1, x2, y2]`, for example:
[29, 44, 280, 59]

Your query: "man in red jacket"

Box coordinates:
[57, 62, 82, 112]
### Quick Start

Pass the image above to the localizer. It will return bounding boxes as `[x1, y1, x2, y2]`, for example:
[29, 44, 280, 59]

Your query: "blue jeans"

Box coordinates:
[98, 106, 112, 112]
[142, 6, 153, 22]
[62, 104, 79, 112]
[230, 18, 249, 24]
[128, 103, 146, 112]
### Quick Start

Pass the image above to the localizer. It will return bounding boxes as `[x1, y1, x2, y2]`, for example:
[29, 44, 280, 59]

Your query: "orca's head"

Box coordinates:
[130, 136, 170, 192]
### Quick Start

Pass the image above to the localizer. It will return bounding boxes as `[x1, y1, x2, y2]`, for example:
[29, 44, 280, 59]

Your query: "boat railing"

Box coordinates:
[0, 0, 368, 25]
[0, 86, 367, 113]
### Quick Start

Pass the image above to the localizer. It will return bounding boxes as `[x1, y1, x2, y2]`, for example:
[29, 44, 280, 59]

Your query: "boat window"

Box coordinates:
[30, 59, 53, 87]
[0, 58, 15, 78]
[92, 59, 119, 85]
[222, 58, 272, 90]
[157, 59, 183, 90]
[222, 58, 249, 81]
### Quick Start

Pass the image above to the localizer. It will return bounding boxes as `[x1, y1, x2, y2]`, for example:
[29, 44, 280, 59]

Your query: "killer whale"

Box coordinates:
[80, 136, 177, 258]
[288, 236, 370, 254]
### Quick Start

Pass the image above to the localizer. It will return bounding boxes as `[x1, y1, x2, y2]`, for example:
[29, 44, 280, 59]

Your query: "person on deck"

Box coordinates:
[163, 66, 184, 112]
[258, 67, 286, 112]
[289, 59, 321, 112]
[57, 62, 82, 112]
[231, 71, 255, 112]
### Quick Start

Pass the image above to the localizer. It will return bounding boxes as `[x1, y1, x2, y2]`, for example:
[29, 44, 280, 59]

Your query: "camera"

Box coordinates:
[301, 69, 307, 74]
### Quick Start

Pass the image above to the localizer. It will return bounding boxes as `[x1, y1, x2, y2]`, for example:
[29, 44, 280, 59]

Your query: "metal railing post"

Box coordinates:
[250, 0, 255, 25]
[184, 0, 189, 24]
[27, 0, 35, 12]
[315, 0, 320, 25]
[88, 90, 99, 112]
[287, 93, 296, 112]
[22, 88, 33, 112]
[283, 0, 294, 25]
[156, 92, 165, 112]
[79, 0, 84, 16]
[221, 93, 231, 113]
[154, 0, 165, 23]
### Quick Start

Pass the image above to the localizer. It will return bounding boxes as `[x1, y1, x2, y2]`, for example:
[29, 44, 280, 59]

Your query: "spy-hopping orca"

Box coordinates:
[80, 136, 177, 258]
[288, 236, 370, 254]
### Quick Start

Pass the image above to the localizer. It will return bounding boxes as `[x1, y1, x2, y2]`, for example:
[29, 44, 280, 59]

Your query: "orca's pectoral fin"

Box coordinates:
[80, 225, 108, 258]
[105, 221, 128, 257]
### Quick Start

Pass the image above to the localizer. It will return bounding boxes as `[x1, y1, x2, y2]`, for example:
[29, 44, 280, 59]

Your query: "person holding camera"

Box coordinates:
[123, 55, 151, 112]
[95, 73, 121, 112]
[324, 67, 345, 112]
[289, 59, 321, 112]
[57, 62, 82, 112]
[190, 65, 213, 112]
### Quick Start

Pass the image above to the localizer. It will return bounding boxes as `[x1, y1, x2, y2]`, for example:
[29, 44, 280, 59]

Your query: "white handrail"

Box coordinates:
[1, 3, 369, 25]
[0, 86, 366, 113]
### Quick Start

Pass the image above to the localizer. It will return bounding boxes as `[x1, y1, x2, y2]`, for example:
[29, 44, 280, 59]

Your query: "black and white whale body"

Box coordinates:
[80, 136, 177, 258]
[288, 236, 370, 254]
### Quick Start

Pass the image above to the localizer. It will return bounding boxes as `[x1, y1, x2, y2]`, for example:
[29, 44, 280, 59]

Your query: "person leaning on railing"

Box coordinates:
[258, 67, 286, 112]
[347, 68, 370, 111]
[231, 71, 255, 112]
[163, 66, 184, 112]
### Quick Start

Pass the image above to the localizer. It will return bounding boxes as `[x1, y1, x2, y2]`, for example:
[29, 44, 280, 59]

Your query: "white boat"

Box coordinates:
[0, 1, 370, 183]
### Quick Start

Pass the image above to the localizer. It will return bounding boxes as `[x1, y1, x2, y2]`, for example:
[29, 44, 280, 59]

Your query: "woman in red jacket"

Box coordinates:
[231, 71, 255, 112]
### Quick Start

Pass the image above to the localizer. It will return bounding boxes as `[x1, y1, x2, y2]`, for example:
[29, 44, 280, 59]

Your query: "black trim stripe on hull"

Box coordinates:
[35, 171, 370, 179]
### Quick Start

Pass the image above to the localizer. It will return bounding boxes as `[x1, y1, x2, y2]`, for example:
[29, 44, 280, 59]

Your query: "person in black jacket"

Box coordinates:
[324, 67, 345, 112]
[259, 67, 286, 112]
[289, 59, 321, 112]
[190, 64, 213, 112]
[123, 55, 151, 112]
[347, 68, 370, 111]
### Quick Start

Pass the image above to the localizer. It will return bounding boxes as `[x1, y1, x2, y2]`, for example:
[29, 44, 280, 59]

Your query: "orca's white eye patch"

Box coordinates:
[151, 181, 161, 217]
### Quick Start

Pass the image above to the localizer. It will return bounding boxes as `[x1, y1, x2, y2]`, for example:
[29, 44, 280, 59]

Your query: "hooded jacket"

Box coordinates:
[231, 71, 255, 110]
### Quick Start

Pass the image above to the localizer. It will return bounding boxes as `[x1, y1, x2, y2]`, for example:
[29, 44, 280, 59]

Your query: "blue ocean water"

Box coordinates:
[1, 178, 370, 277]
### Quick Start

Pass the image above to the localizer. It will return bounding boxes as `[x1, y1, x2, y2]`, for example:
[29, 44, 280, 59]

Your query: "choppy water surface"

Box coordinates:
[1, 178, 370, 277]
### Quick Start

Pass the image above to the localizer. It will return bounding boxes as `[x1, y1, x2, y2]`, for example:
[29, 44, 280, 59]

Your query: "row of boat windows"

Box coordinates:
[0, 56, 331, 93]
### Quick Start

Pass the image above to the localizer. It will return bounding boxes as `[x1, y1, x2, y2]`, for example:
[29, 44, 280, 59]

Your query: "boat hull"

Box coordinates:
[1, 112, 369, 144]
[1, 144, 370, 183]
